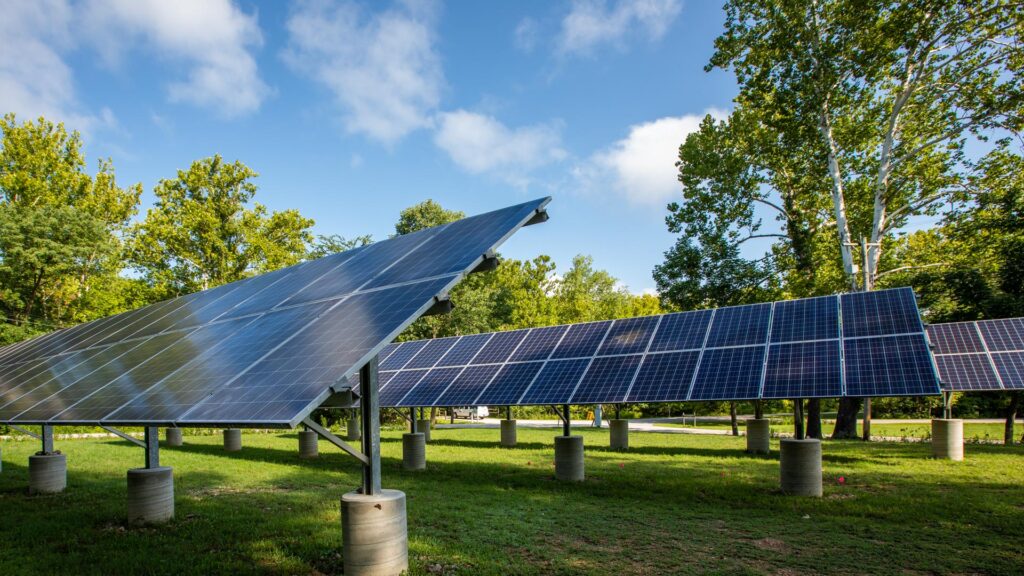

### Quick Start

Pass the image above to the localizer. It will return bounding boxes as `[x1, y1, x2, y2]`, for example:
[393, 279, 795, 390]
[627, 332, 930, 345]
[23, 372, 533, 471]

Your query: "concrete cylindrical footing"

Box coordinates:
[341, 489, 408, 576]
[347, 417, 361, 441]
[779, 438, 822, 497]
[416, 419, 431, 442]
[298, 430, 319, 459]
[932, 418, 964, 461]
[402, 433, 425, 471]
[165, 428, 183, 447]
[609, 419, 629, 450]
[29, 453, 67, 495]
[554, 435, 585, 482]
[223, 429, 242, 452]
[746, 418, 771, 454]
[127, 466, 174, 525]
[500, 419, 517, 447]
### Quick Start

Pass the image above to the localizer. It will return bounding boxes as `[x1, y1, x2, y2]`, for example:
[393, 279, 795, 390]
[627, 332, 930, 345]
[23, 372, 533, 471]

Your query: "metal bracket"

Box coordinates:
[9, 424, 41, 440]
[423, 295, 454, 317]
[471, 251, 499, 274]
[524, 209, 549, 226]
[302, 417, 370, 466]
[548, 405, 567, 424]
[100, 425, 146, 448]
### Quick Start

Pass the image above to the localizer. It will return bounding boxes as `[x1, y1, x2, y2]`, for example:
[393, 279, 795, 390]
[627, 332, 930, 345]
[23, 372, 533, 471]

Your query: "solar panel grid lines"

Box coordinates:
[972, 322, 1006, 390]
[471, 329, 530, 365]
[559, 314, 619, 404]
[0, 346, 115, 415]
[934, 354, 1002, 391]
[436, 333, 494, 367]
[926, 318, 1024, 391]
[843, 334, 938, 397]
[434, 364, 502, 406]
[977, 318, 1024, 352]
[404, 337, 460, 369]
[549, 320, 613, 359]
[840, 287, 924, 339]
[396, 366, 467, 407]
[625, 350, 700, 402]
[762, 340, 843, 399]
[647, 309, 712, 352]
[684, 308, 718, 401]
[517, 358, 590, 405]
[704, 303, 772, 348]
[754, 302, 776, 400]
[474, 361, 544, 405]
[510, 325, 570, 362]
[379, 370, 430, 407]
[380, 340, 429, 371]
[688, 345, 766, 401]
[993, 352, 1024, 389]
[769, 296, 840, 343]
[619, 314, 663, 401]
[569, 354, 643, 404]
[597, 315, 660, 356]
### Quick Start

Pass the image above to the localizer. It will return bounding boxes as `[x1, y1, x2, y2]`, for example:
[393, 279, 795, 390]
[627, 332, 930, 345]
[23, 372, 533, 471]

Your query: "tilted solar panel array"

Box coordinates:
[927, 318, 1024, 391]
[0, 198, 550, 428]
[373, 287, 940, 407]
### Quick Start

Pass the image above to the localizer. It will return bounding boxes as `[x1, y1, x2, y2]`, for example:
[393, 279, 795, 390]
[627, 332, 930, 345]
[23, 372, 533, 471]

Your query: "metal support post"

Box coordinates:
[410, 408, 417, 433]
[793, 399, 805, 440]
[41, 425, 54, 454]
[360, 356, 382, 496]
[562, 404, 571, 437]
[943, 391, 952, 419]
[506, 406, 511, 420]
[615, 404, 621, 420]
[144, 427, 160, 469]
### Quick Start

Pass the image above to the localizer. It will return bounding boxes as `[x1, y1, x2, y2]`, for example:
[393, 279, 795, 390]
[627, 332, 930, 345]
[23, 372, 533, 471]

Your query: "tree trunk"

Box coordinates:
[862, 398, 872, 441]
[730, 402, 739, 436]
[429, 406, 438, 427]
[754, 400, 763, 420]
[806, 398, 822, 439]
[832, 397, 863, 439]
[1005, 392, 1020, 445]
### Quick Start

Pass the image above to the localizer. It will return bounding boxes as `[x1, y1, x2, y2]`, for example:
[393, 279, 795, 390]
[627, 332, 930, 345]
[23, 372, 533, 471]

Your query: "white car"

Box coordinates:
[452, 406, 490, 420]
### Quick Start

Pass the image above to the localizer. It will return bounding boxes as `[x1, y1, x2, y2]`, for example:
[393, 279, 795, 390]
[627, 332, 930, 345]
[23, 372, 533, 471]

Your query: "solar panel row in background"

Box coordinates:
[928, 318, 1024, 391]
[0, 198, 551, 427]
[375, 287, 940, 408]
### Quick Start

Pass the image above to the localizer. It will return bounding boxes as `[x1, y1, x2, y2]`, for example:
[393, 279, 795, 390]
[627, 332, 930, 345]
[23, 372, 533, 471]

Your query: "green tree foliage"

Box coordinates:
[130, 155, 315, 294]
[308, 233, 373, 260]
[394, 199, 464, 236]
[0, 115, 143, 341]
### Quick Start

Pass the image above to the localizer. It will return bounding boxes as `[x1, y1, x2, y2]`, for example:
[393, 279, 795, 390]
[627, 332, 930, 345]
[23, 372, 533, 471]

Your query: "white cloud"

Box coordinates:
[81, 0, 269, 117]
[514, 18, 540, 53]
[284, 0, 444, 144]
[558, 0, 682, 56]
[434, 110, 567, 187]
[580, 109, 726, 205]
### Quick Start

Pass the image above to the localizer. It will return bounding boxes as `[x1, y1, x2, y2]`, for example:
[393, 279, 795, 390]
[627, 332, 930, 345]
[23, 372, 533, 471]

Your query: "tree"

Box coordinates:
[0, 114, 141, 339]
[708, 0, 1024, 438]
[394, 199, 464, 236]
[308, 233, 373, 260]
[130, 155, 315, 294]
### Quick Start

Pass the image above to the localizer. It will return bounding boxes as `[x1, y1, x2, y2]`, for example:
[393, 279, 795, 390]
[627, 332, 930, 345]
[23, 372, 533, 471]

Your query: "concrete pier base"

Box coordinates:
[402, 433, 425, 471]
[500, 419, 517, 447]
[932, 418, 964, 461]
[127, 466, 174, 525]
[779, 438, 822, 497]
[746, 418, 771, 454]
[416, 419, 431, 442]
[554, 435, 585, 482]
[298, 430, 319, 459]
[609, 419, 629, 450]
[341, 489, 408, 576]
[223, 429, 242, 452]
[346, 417, 361, 441]
[165, 428, 183, 447]
[28, 453, 67, 495]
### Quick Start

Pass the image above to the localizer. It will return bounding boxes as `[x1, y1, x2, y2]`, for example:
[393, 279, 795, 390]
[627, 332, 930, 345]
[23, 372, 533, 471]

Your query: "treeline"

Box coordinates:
[0, 114, 658, 351]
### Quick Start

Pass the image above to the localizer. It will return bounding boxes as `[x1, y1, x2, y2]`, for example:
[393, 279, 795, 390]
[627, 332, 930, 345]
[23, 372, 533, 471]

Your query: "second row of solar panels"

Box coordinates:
[928, 318, 1024, 391]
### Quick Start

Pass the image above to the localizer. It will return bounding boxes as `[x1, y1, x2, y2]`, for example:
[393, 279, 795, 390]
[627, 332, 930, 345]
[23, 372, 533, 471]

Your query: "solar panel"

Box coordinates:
[992, 352, 1024, 389]
[375, 287, 940, 407]
[434, 364, 501, 406]
[928, 318, 1024, 391]
[928, 322, 985, 355]
[396, 367, 465, 407]
[380, 340, 429, 371]
[379, 370, 428, 407]
[934, 354, 1002, 391]
[977, 318, 1024, 352]
[404, 337, 460, 369]
[0, 197, 550, 427]
[436, 333, 492, 366]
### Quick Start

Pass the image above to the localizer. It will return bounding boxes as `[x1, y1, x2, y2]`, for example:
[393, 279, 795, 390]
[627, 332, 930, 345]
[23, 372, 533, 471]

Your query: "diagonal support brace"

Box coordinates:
[302, 418, 370, 466]
[101, 425, 146, 448]
[9, 424, 41, 440]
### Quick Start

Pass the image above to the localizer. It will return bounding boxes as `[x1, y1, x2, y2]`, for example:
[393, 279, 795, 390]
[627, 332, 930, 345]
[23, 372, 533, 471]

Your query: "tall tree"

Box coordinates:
[708, 0, 1024, 438]
[394, 199, 464, 236]
[130, 155, 315, 294]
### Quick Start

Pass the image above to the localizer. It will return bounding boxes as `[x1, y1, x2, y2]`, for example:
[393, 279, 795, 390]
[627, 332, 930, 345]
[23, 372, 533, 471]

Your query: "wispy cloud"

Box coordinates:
[434, 110, 567, 187]
[283, 0, 444, 144]
[558, 0, 682, 56]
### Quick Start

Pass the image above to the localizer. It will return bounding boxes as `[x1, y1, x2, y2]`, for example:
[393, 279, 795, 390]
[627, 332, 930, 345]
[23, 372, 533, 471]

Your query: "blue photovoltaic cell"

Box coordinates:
[647, 310, 712, 352]
[518, 359, 589, 405]
[844, 334, 938, 396]
[927, 322, 985, 355]
[471, 330, 529, 365]
[434, 364, 501, 406]
[977, 318, 1024, 352]
[761, 341, 841, 399]
[597, 317, 659, 356]
[379, 370, 428, 407]
[473, 362, 543, 406]
[704, 304, 772, 348]
[0, 347, 112, 410]
[626, 351, 699, 402]
[397, 367, 464, 407]
[380, 340, 429, 371]
[378, 342, 400, 365]
[570, 355, 642, 403]
[688, 346, 765, 401]
[510, 326, 568, 362]
[770, 296, 839, 343]
[841, 287, 922, 338]
[991, 352, 1024, 389]
[404, 338, 459, 369]
[935, 354, 1002, 391]
[158, 268, 296, 333]
[550, 321, 611, 359]
[435, 333, 492, 366]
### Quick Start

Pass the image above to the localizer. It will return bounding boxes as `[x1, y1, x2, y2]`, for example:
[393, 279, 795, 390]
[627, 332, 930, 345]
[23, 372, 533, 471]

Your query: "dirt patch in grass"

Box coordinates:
[754, 537, 791, 555]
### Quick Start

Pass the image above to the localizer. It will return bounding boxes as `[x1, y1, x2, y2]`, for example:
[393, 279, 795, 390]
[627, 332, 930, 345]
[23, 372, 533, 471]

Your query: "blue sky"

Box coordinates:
[0, 0, 740, 294]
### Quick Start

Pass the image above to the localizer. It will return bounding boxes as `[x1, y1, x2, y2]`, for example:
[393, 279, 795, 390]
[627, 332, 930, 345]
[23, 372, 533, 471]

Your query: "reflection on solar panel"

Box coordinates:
[379, 287, 939, 407]
[928, 318, 1024, 391]
[0, 198, 551, 427]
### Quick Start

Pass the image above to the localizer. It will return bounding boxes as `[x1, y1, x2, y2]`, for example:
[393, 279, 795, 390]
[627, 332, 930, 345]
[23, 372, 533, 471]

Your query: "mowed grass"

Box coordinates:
[654, 420, 1012, 441]
[1, 427, 1023, 575]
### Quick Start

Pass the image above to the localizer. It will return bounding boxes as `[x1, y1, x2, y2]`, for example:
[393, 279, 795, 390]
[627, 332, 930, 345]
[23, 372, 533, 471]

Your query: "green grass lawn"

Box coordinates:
[2, 427, 1022, 575]
[653, 420, 1012, 441]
